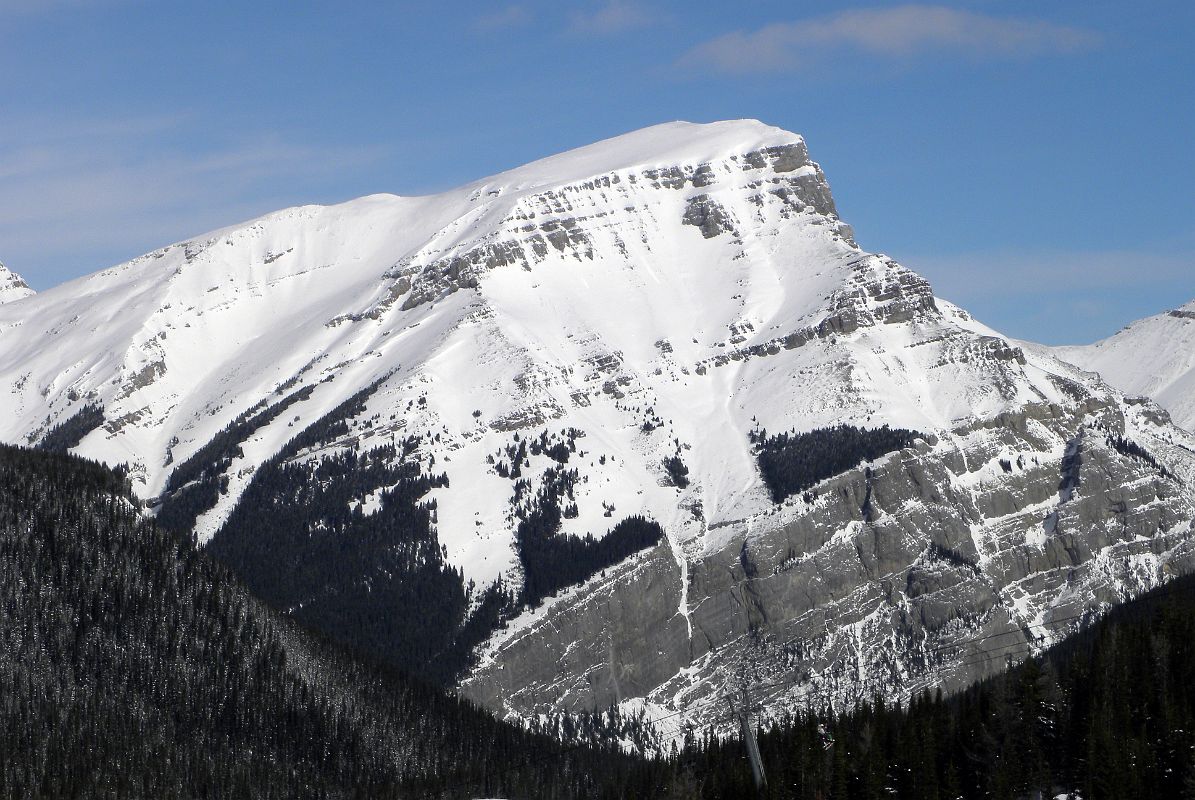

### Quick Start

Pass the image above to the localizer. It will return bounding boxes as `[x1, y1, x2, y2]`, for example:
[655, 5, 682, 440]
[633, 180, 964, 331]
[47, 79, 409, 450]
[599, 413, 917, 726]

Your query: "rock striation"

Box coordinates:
[0, 120, 1192, 737]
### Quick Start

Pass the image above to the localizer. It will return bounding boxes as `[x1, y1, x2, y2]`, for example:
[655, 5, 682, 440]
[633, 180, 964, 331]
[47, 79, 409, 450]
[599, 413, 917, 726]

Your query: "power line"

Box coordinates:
[924, 609, 1088, 657]
[458, 575, 1195, 793]
[646, 576, 1195, 740]
[954, 643, 1033, 673]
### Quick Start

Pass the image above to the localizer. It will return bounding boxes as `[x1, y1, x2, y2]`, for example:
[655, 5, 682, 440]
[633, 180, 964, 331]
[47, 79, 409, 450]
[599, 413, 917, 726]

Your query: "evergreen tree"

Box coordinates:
[750, 424, 920, 504]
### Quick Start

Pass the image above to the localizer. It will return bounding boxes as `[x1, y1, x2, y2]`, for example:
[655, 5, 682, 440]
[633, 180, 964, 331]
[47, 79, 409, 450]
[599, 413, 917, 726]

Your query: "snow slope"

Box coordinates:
[1055, 300, 1195, 432]
[0, 120, 903, 584]
[1, 120, 1059, 580]
[0, 260, 34, 304]
[2, 120, 1193, 732]
[0, 117, 1174, 585]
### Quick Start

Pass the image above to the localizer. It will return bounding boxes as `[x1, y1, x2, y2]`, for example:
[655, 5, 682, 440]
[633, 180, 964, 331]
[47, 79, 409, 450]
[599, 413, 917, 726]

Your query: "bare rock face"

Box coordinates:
[462, 394, 1195, 731]
[1, 120, 1192, 737]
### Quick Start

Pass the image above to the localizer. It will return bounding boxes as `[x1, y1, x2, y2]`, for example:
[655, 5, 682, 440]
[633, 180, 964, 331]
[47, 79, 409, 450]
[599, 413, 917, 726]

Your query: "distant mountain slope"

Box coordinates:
[0, 260, 33, 304]
[0, 444, 645, 799]
[1, 120, 1194, 734]
[1055, 299, 1195, 431]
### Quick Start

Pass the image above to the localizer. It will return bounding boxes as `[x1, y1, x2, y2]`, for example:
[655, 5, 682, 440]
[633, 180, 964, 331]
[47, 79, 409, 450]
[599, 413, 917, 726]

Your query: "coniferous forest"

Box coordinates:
[198, 380, 486, 686]
[0, 443, 652, 799]
[8, 443, 1195, 797]
[750, 424, 921, 504]
[34, 402, 105, 454]
[180, 377, 668, 687]
[676, 571, 1195, 799]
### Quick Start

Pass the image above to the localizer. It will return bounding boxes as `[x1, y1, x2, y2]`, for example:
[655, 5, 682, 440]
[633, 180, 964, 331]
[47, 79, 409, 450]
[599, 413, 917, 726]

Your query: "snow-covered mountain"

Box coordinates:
[1055, 300, 1195, 432]
[0, 260, 34, 304]
[2, 120, 1193, 737]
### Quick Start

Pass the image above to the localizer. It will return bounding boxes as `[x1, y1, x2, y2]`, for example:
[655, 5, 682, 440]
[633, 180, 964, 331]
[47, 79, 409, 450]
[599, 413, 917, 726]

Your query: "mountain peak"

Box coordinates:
[1054, 297, 1195, 431]
[472, 119, 809, 196]
[0, 260, 34, 304]
[3, 119, 1195, 741]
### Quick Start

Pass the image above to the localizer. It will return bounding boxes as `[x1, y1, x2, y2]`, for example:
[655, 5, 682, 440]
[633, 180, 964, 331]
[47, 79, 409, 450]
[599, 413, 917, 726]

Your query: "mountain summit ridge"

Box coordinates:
[1, 120, 1193, 737]
[459, 119, 804, 193]
[1055, 299, 1195, 432]
[0, 119, 853, 528]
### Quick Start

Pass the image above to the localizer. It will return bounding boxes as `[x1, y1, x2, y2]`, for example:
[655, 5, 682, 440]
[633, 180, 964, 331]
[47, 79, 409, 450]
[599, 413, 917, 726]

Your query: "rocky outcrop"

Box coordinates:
[462, 397, 1195, 732]
[682, 196, 736, 239]
[382, 139, 849, 312]
[3, 120, 1191, 739]
[693, 255, 941, 374]
[0, 260, 34, 304]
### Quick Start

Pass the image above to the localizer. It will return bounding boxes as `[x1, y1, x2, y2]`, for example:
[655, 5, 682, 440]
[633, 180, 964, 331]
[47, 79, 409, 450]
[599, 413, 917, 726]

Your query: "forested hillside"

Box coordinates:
[674, 573, 1195, 799]
[0, 444, 655, 799]
[5, 121, 1193, 731]
[5, 440, 1195, 798]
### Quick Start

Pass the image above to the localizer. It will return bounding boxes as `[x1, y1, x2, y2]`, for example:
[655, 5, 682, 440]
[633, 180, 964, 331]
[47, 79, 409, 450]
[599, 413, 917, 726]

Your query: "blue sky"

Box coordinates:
[0, 0, 1191, 344]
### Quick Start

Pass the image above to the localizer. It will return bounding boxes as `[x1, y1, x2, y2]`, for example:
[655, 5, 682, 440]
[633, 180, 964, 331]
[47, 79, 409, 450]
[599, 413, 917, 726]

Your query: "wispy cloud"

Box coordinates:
[473, 4, 531, 32]
[909, 249, 1193, 298]
[904, 248, 1194, 343]
[569, 0, 654, 35]
[0, 114, 383, 288]
[681, 5, 1100, 74]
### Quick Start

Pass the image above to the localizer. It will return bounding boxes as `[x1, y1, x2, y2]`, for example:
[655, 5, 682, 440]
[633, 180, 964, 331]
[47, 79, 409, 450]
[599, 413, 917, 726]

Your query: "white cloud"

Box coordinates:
[569, 0, 654, 35]
[681, 5, 1100, 74]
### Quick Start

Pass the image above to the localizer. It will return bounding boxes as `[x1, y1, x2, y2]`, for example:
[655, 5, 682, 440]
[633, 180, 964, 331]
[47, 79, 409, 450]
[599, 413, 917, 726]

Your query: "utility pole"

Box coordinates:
[726, 685, 767, 793]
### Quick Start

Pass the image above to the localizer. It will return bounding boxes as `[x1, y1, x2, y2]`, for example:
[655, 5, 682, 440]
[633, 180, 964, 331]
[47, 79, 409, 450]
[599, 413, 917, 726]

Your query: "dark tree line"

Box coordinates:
[155, 384, 316, 532]
[513, 464, 663, 608]
[518, 512, 664, 609]
[750, 424, 920, 504]
[185, 375, 666, 685]
[35, 402, 105, 453]
[1108, 433, 1175, 480]
[205, 434, 472, 684]
[667, 572, 1195, 799]
[190, 377, 490, 684]
[7, 439, 1195, 798]
[0, 442, 663, 799]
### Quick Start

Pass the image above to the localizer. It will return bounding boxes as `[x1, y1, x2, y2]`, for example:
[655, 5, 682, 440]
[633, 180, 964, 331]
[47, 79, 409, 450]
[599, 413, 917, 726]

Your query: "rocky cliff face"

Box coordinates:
[0, 120, 1192, 737]
[462, 391, 1195, 733]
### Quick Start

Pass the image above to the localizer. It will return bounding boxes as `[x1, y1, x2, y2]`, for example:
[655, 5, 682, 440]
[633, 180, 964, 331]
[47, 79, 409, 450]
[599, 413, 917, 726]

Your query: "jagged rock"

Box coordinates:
[0, 259, 34, 304]
[463, 399, 1195, 727]
[0, 120, 1192, 740]
[682, 195, 736, 239]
